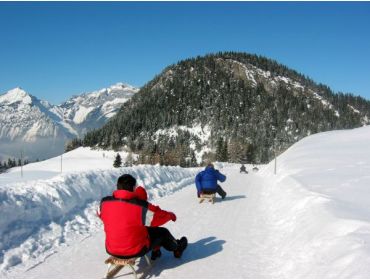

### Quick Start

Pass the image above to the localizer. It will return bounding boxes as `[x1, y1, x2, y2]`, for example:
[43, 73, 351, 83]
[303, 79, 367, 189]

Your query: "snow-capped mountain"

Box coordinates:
[0, 87, 70, 161]
[0, 83, 138, 160]
[52, 82, 138, 136]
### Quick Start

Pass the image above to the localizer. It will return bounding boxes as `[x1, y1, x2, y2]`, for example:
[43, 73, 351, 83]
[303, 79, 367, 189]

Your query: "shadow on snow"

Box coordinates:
[216, 195, 246, 203]
[130, 236, 226, 278]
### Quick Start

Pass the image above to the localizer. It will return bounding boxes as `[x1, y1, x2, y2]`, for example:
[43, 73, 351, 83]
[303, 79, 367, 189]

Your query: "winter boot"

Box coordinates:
[151, 247, 162, 260]
[174, 237, 188, 258]
[221, 192, 227, 199]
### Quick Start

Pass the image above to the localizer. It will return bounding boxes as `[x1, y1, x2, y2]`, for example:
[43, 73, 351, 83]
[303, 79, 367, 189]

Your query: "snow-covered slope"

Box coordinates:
[0, 84, 138, 161]
[1, 126, 370, 278]
[258, 125, 370, 277]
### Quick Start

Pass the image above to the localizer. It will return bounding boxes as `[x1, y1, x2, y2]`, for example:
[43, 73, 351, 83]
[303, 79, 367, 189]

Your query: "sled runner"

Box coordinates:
[199, 193, 216, 204]
[104, 255, 151, 279]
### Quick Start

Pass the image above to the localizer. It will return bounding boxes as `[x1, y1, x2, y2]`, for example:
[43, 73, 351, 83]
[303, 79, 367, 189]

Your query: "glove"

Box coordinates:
[168, 212, 177, 222]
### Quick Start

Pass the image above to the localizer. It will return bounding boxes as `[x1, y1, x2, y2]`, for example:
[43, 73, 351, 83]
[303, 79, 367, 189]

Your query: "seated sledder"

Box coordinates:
[195, 162, 227, 200]
[99, 174, 188, 263]
[240, 164, 248, 174]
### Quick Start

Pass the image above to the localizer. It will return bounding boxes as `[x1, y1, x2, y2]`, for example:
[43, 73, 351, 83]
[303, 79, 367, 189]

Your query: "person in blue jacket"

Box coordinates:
[195, 163, 227, 199]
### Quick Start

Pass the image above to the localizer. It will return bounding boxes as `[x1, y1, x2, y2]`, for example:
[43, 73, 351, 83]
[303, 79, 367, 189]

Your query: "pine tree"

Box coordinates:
[216, 139, 228, 162]
[221, 141, 228, 162]
[113, 153, 122, 168]
[65, 138, 82, 152]
[215, 138, 224, 161]
[190, 151, 198, 167]
[8, 158, 13, 168]
[246, 144, 256, 164]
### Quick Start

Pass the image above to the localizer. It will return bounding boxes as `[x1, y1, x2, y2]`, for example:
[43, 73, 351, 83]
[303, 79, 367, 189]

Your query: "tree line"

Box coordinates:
[0, 158, 31, 173]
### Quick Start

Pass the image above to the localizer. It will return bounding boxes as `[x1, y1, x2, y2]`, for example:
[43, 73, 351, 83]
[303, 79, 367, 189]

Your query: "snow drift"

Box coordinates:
[0, 161, 198, 276]
[259, 125, 370, 277]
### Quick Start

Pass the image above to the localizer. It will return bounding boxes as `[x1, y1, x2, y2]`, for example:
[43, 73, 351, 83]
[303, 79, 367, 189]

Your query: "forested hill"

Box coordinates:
[82, 52, 370, 164]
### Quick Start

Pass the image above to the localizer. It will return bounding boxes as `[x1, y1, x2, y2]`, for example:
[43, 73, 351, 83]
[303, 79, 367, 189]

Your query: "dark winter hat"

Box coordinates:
[206, 162, 214, 168]
[117, 174, 137, 191]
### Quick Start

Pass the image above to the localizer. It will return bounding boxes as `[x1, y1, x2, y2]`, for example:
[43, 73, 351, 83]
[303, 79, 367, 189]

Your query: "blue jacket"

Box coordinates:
[195, 166, 226, 193]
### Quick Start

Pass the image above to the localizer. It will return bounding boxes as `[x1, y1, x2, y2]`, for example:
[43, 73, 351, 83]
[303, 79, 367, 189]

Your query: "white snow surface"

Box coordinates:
[2, 126, 370, 278]
[72, 106, 96, 124]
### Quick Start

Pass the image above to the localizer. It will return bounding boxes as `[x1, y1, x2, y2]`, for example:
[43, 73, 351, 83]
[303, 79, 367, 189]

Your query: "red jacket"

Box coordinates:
[99, 186, 175, 258]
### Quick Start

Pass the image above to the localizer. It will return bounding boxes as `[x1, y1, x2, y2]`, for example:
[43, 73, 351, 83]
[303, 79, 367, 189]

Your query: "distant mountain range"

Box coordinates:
[83, 52, 370, 165]
[0, 83, 138, 161]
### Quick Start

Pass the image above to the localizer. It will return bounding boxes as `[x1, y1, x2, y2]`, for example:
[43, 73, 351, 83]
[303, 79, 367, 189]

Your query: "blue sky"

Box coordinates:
[1, 1, 370, 104]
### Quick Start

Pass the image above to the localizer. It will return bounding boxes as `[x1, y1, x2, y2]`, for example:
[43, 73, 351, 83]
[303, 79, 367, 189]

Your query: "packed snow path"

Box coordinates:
[16, 167, 278, 278]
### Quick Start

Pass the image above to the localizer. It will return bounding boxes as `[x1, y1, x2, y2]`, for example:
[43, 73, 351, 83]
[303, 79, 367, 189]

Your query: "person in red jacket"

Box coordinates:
[99, 174, 187, 261]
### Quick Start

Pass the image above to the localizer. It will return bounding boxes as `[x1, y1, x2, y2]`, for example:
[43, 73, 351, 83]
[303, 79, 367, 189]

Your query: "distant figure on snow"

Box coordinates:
[195, 163, 227, 199]
[98, 174, 188, 261]
[240, 164, 248, 174]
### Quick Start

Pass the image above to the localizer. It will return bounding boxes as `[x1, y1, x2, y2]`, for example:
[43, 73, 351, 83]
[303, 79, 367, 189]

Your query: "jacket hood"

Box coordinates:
[134, 186, 148, 201]
[113, 189, 137, 200]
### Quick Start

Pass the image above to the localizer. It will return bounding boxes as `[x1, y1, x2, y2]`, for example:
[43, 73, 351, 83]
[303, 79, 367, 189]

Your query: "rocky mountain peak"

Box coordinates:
[0, 87, 32, 105]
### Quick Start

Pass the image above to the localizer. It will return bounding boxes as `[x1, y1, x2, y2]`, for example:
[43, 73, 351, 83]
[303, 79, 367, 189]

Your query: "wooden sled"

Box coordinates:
[199, 193, 216, 204]
[104, 255, 151, 279]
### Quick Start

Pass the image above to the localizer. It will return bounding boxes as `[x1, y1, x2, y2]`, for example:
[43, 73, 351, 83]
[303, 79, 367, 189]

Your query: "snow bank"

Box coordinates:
[0, 164, 198, 276]
[259, 126, 370, 277]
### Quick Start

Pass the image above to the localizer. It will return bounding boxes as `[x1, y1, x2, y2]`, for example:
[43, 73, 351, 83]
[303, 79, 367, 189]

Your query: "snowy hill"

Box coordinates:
[1, 126, 370, 278]
[0, 84, 138, 161]
[84, 52, 370, 165]
[258, 125, 370, 277]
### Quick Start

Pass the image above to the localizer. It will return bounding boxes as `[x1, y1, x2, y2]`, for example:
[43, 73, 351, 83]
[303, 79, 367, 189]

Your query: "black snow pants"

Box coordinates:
[147, 227, 178, 251]
[202, 185, 226, 198]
